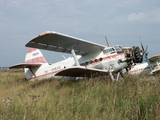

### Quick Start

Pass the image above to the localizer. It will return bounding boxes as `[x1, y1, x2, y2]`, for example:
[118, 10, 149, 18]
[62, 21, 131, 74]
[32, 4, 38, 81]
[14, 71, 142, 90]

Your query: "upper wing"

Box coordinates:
[25, 31, 106, 56]
[55, 66, 109, 77]
[149, 55, 160, 63]
[9, 63, 42, 69]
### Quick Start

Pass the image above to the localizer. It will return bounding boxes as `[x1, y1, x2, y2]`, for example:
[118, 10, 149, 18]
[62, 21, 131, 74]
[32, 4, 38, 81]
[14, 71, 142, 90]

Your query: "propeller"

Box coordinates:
[105, 36, 109, 47]
[138, 35, 152, 71]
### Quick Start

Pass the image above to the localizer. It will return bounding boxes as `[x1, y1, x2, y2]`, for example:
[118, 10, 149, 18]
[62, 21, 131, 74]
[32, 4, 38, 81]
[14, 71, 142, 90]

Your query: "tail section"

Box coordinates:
[25, 48, 47, 64]
[24, 48, 48, 80]
[10, 48, 49, 80]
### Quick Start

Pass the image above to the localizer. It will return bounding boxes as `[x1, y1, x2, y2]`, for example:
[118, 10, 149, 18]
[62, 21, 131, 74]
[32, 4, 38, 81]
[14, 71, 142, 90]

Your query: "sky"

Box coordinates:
[0, 0, 160, 67]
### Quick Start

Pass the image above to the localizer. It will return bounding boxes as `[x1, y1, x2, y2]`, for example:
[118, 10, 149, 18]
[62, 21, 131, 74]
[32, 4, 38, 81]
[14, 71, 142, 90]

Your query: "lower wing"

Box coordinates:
[55, 66, 109, 77]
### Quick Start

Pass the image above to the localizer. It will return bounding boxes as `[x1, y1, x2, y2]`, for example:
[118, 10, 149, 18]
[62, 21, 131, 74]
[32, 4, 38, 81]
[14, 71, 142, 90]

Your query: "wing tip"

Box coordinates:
[31, 31, 54, 41]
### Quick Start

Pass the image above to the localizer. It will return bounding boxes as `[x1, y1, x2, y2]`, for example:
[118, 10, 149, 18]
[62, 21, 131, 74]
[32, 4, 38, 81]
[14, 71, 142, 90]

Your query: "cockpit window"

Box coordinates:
[103, 48, 115, 54]
[114, 45, 123, 51]
[103, 46, 124, 54]
[108, 48, 114, 52]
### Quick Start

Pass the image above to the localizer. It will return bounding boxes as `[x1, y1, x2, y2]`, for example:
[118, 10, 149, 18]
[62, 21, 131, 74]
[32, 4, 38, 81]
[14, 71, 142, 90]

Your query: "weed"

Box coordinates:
[0, 70, 159, 119]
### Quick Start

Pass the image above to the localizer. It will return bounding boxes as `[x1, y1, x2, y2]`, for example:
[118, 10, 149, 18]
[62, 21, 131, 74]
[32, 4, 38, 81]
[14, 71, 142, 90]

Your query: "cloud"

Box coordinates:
[0, 0, 160, 67]
[128, 12, 146, 21]
[127, 10, 160, 23]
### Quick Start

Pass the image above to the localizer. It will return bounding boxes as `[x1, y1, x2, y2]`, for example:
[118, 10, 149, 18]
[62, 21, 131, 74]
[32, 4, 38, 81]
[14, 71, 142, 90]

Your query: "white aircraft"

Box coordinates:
[128, 55, 160, 74]
[10, 31, 151, 81]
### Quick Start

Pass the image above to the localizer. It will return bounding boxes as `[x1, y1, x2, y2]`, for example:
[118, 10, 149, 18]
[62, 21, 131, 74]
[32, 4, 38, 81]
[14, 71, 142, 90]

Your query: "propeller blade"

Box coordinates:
[105, 36, 109, 47]
[145, 55, 152, 71]
[141, 42, 144, 52]
[138, 34, 144, 51]
[145, 45, 148, 52]
[142, 55, 145, 62]
[138, 35, 152, 71]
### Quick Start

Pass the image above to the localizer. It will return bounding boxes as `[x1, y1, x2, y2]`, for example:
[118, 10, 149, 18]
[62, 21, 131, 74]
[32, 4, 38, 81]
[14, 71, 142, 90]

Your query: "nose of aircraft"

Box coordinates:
[133, 46, 143, 63]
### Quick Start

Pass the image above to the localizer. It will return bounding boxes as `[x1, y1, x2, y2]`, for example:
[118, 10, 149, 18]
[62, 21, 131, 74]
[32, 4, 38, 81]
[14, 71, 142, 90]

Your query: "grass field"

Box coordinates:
[0, 70, 160, 120]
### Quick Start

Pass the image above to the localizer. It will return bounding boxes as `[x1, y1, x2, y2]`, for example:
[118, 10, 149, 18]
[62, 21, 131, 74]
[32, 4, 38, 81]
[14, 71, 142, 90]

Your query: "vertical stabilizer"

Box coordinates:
[25, 48, 47, 64]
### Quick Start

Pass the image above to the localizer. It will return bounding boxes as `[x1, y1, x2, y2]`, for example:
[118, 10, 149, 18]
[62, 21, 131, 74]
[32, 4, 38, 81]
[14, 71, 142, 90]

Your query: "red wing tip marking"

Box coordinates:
[31, 31, 54, 41]
[33, 31, 53, 40]
[39, 31, 53, 36]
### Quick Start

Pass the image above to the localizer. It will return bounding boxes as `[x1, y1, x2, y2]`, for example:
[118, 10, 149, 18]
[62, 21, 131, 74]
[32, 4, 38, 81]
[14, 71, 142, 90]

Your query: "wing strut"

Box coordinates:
[67, 43, 80, 66]
[71, 49, 80, 66]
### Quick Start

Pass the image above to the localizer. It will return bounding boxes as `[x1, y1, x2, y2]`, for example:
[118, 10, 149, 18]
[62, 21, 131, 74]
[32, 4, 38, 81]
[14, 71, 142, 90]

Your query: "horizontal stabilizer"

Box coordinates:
[9, 63, 42, 69]
[55, 66, 109, 77]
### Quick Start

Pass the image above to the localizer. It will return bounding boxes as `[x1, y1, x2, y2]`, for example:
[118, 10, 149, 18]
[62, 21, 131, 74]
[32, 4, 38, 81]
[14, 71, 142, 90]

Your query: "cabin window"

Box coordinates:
[90, 60, 93, 64]
[99, 58, 103, 61]
[95, 59, 98, 63]
[85, 62, 89, 65]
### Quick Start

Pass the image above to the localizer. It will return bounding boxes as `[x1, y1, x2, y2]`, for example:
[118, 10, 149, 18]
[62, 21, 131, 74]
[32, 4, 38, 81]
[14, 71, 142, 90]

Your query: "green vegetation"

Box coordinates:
[0, 70, 160, 120]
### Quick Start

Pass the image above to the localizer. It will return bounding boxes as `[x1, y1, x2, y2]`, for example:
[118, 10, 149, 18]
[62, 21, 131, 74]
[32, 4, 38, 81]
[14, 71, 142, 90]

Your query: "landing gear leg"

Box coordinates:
[120, 71, 125, 79]
[116, 71, 125, 81]
[116, 72, 120, 81]
[110, 71, 125, 81]
[109, 71, 115, 81]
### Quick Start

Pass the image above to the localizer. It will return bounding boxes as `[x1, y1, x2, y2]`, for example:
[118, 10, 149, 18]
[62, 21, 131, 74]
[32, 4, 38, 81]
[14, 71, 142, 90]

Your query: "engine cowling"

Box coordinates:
[133, 46, 143, 63]
[124, 46, 143, 65]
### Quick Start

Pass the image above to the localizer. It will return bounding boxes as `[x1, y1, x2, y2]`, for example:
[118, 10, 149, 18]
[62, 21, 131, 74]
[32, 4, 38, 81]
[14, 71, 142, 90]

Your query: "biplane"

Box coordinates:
[128, 55, 160, 74]
[10, 31, 150, 81]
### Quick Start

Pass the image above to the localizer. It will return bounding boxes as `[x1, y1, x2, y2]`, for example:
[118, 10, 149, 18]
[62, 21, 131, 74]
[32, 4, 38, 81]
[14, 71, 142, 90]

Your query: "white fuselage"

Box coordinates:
[26, 51, 128, 80]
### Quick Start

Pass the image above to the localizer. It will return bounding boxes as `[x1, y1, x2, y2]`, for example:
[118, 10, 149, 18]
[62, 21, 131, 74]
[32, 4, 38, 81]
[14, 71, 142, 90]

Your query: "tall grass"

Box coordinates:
[0, 70, 160, 119]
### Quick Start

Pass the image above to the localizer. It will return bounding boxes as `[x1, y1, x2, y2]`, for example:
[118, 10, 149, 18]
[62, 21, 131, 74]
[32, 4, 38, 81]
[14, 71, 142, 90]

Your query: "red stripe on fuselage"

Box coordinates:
[28, 69, 64, 80]
[103, 53, 124, 60]
[80, 53, 124, 66]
